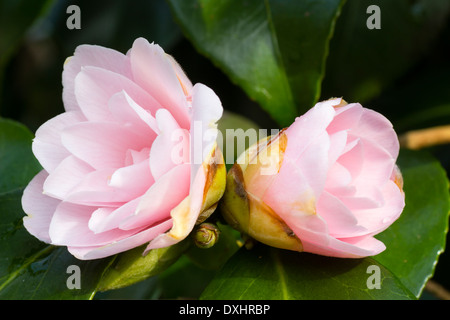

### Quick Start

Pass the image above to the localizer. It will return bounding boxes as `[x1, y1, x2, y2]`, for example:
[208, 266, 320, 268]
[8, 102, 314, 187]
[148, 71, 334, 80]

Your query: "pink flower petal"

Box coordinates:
[43, 155, 93, 200]
[63, 44, 132, 112]
[67, 219, 173, 260]
[317, 191, 367, 238]
[350, 180, 405, 235]
[302, 234, 386, 258]
[149, 109, 189, 181]
[88, 197, 140, 234]
[108, 90, 159, 139]
[74, 66, 161, 122]
[61, 122, 149, 169]
[351, 138, 396, 186]
[48, 202, 143, 247]
[146, 160, 208, 251]
[283, 102, 335, 162]
[351, 106, 400, 159]
[22, 170, 61, 243]
[326, 103, 363, 135]
[32, 111, 85, 173]
[130, 38, 190, 129]
[190, 83, 223, 184]
[120, 163, 190, 230]
[65, 164, 149, 206]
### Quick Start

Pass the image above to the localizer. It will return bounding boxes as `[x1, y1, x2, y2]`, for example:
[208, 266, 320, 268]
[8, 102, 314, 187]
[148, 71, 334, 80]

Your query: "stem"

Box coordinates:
[425, 279, 450, 300]
[399, 125, 450, 150]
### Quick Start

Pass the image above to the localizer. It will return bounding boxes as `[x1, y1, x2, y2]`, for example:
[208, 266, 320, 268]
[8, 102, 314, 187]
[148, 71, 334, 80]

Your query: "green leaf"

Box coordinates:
[374, 149, 450, 298]
[0, 118, 112, 299]
[97, 240, 190, 291]
[322, 0, 450, 103]
[157, 254, 218, 299]
[167, 0, 346, 126]
[0, 119, 42, 193]
[200, 244, 415, 300]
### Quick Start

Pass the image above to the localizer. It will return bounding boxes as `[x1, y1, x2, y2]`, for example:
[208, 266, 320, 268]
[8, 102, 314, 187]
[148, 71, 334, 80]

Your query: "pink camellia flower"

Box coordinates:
[22, 38, 226, 260]
[221, 98, 405, 258]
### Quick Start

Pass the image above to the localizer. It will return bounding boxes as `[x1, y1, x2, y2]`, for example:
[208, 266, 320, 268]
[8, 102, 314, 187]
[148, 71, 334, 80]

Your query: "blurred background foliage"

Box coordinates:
[0, 0, 449, 299]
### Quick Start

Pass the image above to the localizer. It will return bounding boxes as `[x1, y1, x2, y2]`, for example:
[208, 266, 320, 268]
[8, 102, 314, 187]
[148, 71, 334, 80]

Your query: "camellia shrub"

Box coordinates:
[0, 0, 449, 303]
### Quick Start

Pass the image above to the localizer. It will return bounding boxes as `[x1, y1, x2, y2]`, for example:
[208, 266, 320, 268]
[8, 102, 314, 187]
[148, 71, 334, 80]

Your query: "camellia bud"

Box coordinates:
[220, 131, 304, 252]
[220, 98, 405, 258]
[192, 222, 221, 249]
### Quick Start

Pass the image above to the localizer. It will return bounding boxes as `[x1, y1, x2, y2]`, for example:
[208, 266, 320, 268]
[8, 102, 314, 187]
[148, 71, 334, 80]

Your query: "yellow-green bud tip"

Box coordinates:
[192, 223, 220, 249]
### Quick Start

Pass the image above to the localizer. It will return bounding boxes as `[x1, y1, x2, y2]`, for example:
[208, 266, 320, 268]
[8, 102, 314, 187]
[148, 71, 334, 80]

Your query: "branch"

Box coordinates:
[399, 125, 450, 150]
[425, 279, 450, 300]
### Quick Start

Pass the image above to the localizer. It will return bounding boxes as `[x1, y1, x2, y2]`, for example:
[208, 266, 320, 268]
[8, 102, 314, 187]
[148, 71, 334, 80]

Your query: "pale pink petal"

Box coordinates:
[63, 44, 132, 112]
[350, 106, 400, 159]
[340, 193, 382, 211]
[263, 157, 316, 214]
[337, 138, 364, 179]
[120, 163, 190, 230]
[32, 111, 85, 173]
[317, 191, 367, 238]
[130, 38, 190, 128]
[74, 66, 161, 122]
[350, 180, 405, 235]
[88, 197, 141, 234]
[88, 207, 114, 234]
[293, 132, 330, 198]
[263, 157, 331, 249]
[61, 122, 149, 169]
[65, 166, 148, 205]
[326, 103, 363, 135]
[283, 102, 335, 162]
[67, 219, 173, 260]
[351, 138, 396, 185]
[326, 162, 353, 191]
[166, 54, 193, 97]
[48, 202, 143, 247]
[108, 90, 159, 139]
[263, 131, 330, 210]
[125, 148, 150, 166]
[146, 165, 206, 251]
[302, 235, 386, 258]
[327, 130, 348, 167]
[22, 170, 60, 243]
[43, 155, 93, 200]
[109, 160, 154, 192]
[149, 109, 189, 181]
[190, 83, 223, 184]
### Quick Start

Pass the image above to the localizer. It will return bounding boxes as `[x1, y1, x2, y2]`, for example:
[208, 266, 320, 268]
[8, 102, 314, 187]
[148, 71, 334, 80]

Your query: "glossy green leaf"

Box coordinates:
[374, 149, 450, 298]
[167, 0, 346, 126]
[0, 119, 42, 193]
[200, 244, 415, 300]
[322, 0, 450, 103]
[97, 240, 190, 291]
